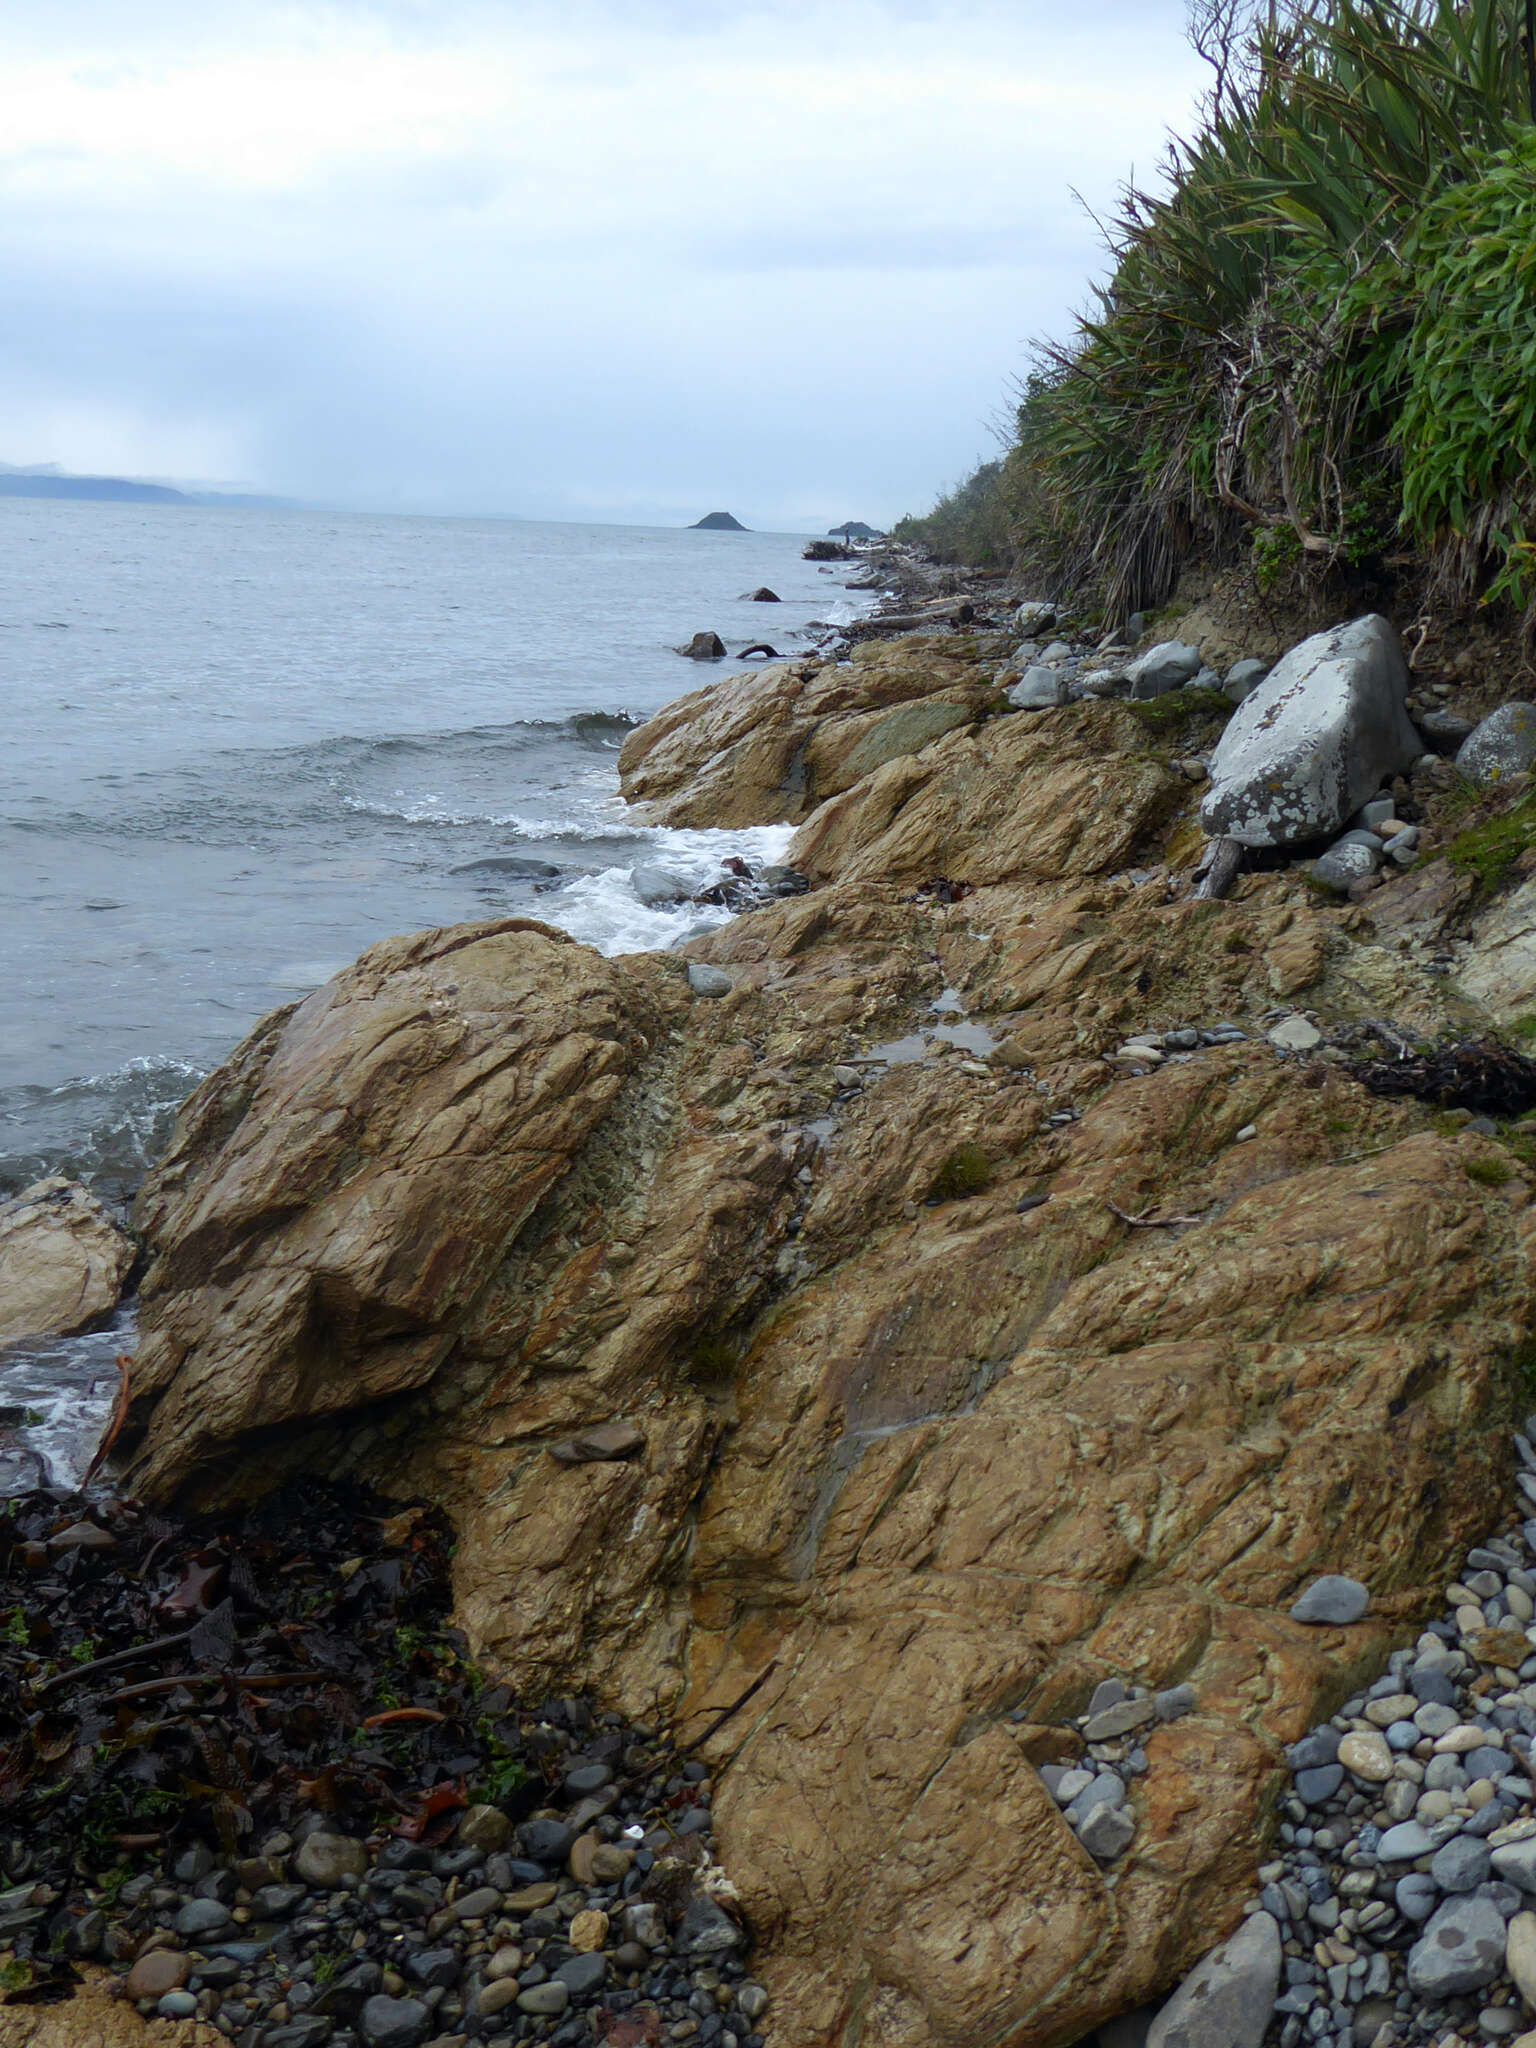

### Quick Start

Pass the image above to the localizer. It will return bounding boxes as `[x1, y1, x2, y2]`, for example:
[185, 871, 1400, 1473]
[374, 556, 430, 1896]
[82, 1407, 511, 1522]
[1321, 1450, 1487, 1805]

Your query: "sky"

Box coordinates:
[0, 1, 1209, 529]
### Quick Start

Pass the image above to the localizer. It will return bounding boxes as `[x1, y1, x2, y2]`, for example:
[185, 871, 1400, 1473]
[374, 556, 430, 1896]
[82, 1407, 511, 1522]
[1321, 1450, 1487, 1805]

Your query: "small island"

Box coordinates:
[689, 510, 749, 530]
[829, 520, 883, 538]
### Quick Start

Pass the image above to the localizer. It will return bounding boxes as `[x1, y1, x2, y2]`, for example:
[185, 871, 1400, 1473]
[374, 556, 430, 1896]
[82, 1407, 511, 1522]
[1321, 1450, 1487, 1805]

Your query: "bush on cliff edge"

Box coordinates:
[910, 0, 1536, 631]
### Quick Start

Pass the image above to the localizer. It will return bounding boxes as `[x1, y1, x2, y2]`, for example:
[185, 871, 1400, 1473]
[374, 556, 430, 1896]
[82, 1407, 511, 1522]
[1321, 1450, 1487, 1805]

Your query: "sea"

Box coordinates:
[0, 500, 879, 1483]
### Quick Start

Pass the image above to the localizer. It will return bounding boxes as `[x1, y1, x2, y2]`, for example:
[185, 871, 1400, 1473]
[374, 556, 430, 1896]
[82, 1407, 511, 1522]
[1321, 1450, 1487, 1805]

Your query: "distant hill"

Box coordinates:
[0, 471, 191, 505]
[690, 511, 749, 531]
[830, 521, 883, 539]
[0, 465, 302, 510]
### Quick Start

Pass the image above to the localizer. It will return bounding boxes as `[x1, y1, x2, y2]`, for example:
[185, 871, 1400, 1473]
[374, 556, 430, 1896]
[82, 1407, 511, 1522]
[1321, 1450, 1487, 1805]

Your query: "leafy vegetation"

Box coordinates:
[893, 459, 1014, 567]
[903, 1, 1536, 631]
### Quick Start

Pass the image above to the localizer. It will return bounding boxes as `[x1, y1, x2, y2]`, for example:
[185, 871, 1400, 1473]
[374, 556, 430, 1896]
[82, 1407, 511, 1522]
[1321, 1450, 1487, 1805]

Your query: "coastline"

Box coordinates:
[11, 560, 1536, 2044]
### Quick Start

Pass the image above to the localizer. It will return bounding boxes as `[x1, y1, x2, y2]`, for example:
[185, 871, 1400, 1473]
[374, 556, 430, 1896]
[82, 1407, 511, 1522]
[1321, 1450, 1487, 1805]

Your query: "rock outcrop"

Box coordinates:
[114, 612, 1536, 2048]
[617, 636, 1003, 828]
[0, 1177, 133, 1346]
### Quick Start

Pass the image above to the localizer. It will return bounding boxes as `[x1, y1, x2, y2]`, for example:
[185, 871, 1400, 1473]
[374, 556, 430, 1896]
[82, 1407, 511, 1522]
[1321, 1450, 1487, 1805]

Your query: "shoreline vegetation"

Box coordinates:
[896, 0, 1536, 647]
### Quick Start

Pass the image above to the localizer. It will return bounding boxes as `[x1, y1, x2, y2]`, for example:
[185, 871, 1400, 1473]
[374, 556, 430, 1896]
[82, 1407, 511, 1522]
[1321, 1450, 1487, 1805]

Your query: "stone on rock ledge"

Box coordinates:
[686, 962, 732, 997]
[1289, 1573, 1369, 1624]
[1146, 1910, 1281, 2048]
[0, 1174, 135, 1346]
[1456, 702, 1536, 789]
[1268, 1017, 1324, 1054]
[1127, 642, 1202, 699]
[547, 1420, 645, 1464]
[1199, 615, 1419, 847]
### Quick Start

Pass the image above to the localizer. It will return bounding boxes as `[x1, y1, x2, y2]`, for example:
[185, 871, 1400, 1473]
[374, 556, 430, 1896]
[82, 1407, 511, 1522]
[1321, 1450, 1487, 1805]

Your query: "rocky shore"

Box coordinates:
[11, 559, 1536, 2046]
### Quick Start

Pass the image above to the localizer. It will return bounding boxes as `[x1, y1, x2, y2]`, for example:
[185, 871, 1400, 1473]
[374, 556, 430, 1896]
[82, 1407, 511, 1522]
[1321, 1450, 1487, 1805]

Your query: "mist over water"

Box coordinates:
[1, 500, 871, 1196]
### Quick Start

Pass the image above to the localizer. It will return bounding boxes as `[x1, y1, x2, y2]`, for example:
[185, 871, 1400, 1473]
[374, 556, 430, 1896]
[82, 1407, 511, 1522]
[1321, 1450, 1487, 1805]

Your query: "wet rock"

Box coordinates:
[359, 1994, 434, 2048]
[681, 633, 726, 660]
[294, 1835, 370, 1888]
[1145, 1910, 1281, 2048]
[0, 1176, 134, 1345]
[1200, 615, 1420, 846]
[630, 865, 692, 907]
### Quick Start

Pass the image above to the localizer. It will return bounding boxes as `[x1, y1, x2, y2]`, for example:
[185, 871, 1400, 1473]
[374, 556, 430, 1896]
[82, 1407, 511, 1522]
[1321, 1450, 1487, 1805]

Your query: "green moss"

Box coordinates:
[689, 1332, 739, 1383]
[1511, 1014, 1536, 1047]
[1500, 1130, 1536, 1168]
[1445, 787, 1536, 894]
[1125, 686, 1231, 733]
[1465, 1154, 1514, 1187]
[928, 1143, 993, 1202]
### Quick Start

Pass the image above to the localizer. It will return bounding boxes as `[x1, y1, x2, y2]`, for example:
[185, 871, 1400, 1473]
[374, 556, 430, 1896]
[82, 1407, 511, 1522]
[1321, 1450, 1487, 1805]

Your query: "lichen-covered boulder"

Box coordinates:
[1200, 616, 1420, 846]
[1455, 701, 1536, 789]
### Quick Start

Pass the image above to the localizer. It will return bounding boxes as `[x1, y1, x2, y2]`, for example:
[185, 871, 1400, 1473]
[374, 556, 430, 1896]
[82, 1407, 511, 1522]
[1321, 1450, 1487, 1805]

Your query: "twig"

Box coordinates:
[102, 1671, 326, 1706]
[1107, 1201, 1203, 1229]
[678, 1663, 780, 1758]
[32, 1626, 198, 1697]
[363, 1708, 446, 1729]
[81, 1354, 132, 1488]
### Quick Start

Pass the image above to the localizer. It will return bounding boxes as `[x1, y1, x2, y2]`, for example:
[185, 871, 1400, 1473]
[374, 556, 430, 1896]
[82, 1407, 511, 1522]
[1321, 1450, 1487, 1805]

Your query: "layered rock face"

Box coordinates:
[120, 647, 1536, 2047]
[616, 636, 1004, 828]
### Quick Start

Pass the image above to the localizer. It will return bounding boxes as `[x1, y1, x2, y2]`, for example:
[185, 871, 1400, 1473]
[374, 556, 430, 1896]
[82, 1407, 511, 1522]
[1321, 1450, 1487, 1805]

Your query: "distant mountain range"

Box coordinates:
[0, 464, 298, 509]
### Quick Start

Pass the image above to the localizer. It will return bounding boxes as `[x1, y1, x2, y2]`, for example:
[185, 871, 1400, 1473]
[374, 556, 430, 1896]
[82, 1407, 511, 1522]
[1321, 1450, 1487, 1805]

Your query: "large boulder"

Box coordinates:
[0, 1176, 134, 1346]
[1127, 641, 1202, 698]
[1200, 615, 1420, 846]
[116, 865, 1536, 2048]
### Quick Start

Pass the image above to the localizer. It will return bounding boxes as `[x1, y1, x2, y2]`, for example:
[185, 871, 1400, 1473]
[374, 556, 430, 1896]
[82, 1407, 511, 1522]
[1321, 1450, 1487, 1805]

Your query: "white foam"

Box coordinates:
[544, 823, 797, 957]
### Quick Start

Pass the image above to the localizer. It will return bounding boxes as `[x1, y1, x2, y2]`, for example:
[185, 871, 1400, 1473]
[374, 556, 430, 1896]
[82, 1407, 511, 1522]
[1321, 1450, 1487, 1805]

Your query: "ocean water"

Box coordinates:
[0, 501, 881, 1484]
[1, 500, 879, 1200]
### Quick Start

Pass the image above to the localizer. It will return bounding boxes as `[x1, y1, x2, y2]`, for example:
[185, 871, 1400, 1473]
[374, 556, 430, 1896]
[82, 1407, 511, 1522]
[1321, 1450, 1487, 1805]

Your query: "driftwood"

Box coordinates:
[1107, 1201, 1204, 1229]
[1195, 837, 1246, 901]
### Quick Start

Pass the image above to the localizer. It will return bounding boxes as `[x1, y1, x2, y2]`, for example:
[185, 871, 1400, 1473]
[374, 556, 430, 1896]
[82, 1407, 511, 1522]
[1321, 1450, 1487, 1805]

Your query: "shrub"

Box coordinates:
[992, 0, 1536, 625]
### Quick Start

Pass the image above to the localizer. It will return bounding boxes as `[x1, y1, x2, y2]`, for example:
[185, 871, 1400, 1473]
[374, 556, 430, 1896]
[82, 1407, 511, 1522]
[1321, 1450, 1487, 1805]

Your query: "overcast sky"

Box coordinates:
[0, 1, 1207, 529]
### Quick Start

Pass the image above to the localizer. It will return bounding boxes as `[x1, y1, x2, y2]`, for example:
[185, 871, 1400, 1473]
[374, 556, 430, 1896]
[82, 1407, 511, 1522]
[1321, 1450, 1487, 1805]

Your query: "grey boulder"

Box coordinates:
[630, 864, 692, 906]
[1007, 665, 1068, 709]
[1200, 615, 1420, 847]
[686, 962, 732, 998]
[1289, 1574, 1369, 1624]
[358, 1997, 433, 2048]
[1455, 701, 1536, 789]
[1146, 1910, 1281, 2048]
[1014, 600, 1057, 634]
[1406, 1895, 1507, 1996]
[1311, 841, 1379, 892]
[1127, 641, 1203, 699]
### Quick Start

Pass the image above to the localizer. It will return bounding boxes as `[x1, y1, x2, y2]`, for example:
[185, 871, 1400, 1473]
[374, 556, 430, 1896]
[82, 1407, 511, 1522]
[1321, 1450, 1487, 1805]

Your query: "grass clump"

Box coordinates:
[1465, 1153, 1515, 1187]
[1445, 786, 1536, 893]
[928, 1143, 993, 1202]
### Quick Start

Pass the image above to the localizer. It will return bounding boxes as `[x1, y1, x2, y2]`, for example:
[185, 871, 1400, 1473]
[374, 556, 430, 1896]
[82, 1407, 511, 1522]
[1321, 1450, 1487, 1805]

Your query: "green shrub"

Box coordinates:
[991, 0, 1536, 625]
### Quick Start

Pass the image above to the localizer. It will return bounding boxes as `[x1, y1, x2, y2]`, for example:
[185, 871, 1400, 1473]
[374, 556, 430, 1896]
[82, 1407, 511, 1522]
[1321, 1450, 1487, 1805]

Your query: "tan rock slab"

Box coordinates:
[0, 1176, 133, 1346]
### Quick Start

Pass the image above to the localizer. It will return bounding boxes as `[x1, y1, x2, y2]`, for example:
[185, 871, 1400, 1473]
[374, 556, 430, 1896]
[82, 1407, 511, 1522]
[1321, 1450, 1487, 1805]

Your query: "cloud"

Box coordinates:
[0, 0, 1206, 524]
